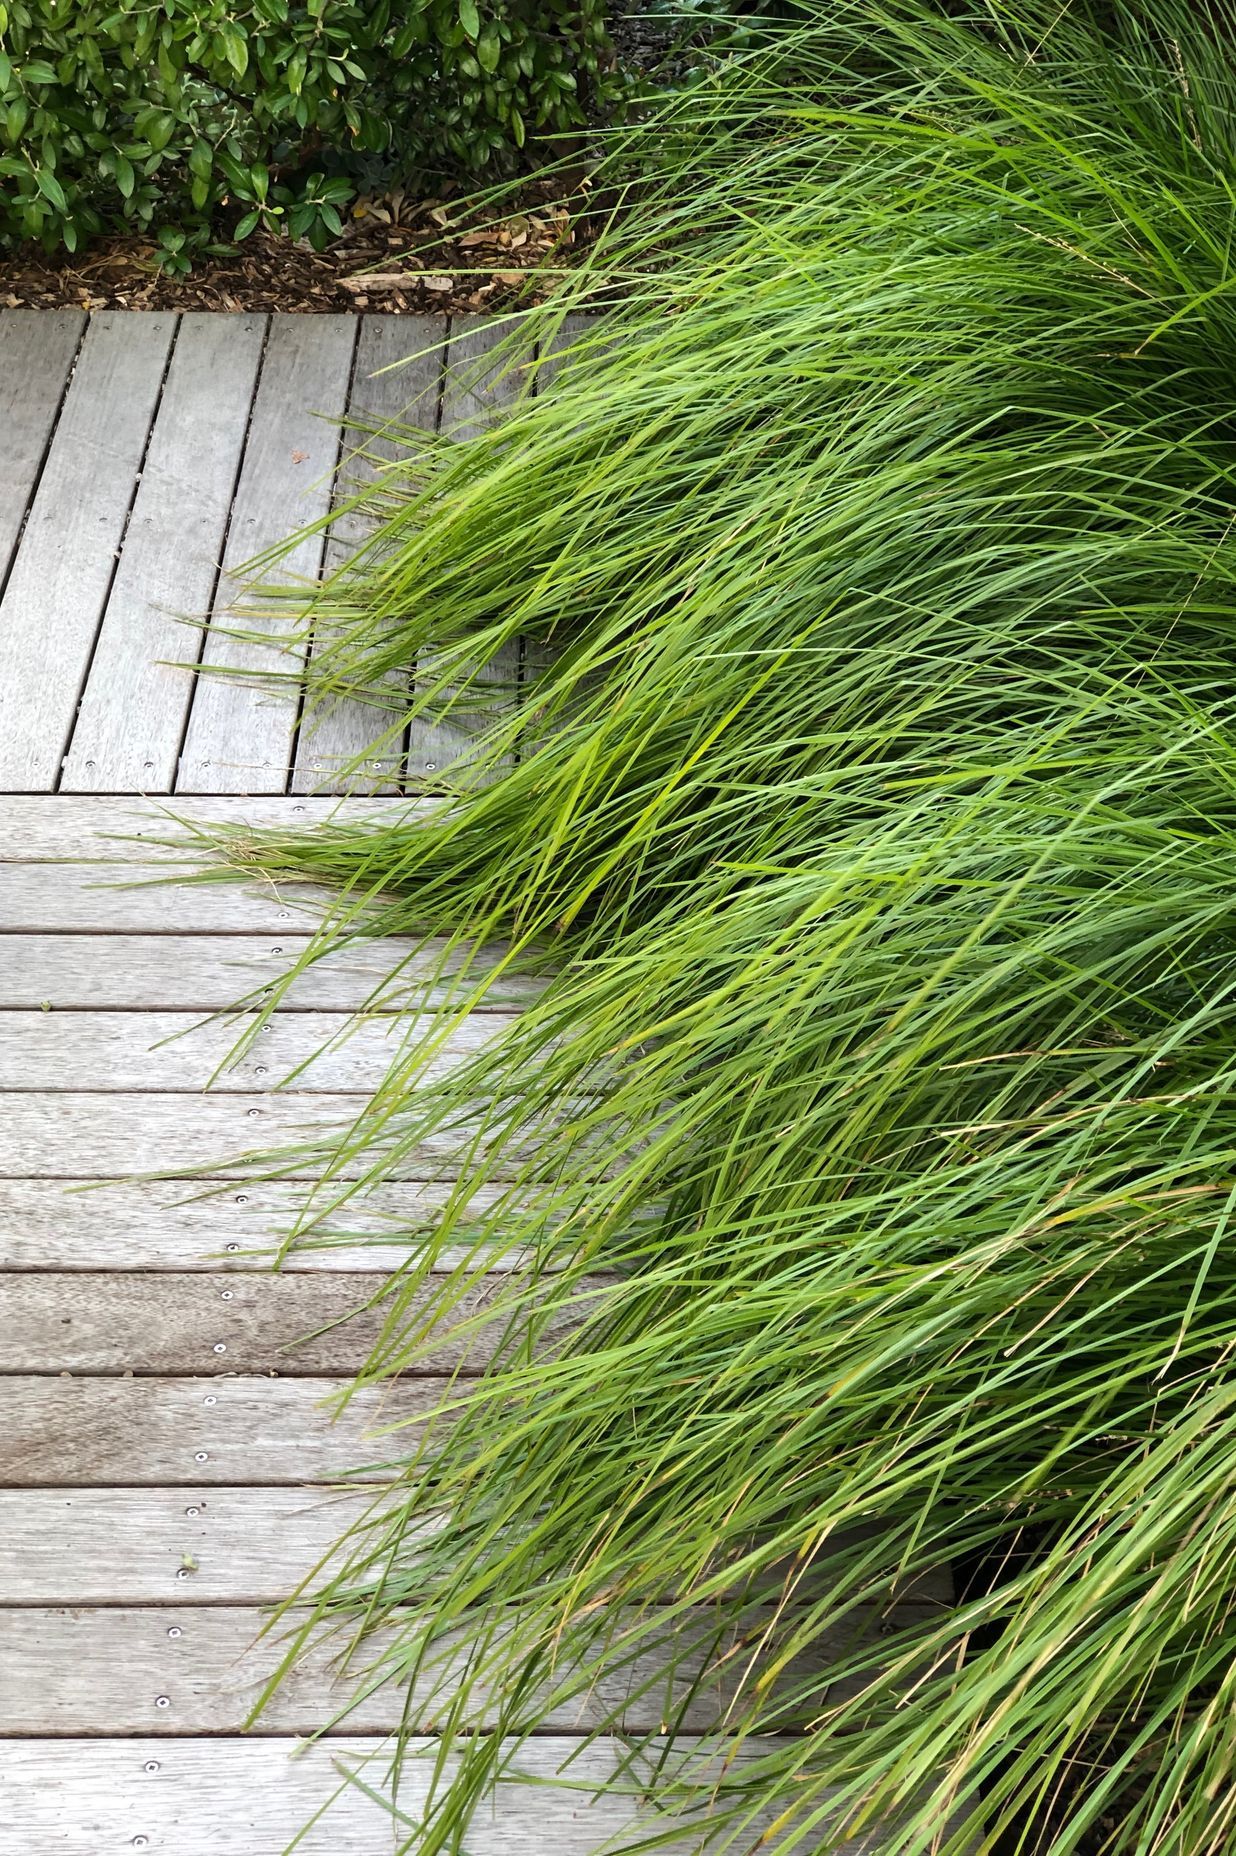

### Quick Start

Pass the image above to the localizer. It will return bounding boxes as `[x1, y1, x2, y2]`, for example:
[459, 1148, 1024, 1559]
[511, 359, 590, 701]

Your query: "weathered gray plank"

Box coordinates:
[0, 934, 539, 1010]
[0, 1602, 861, 1736]
[0, 1738, 744, 1856]
[0, 863, 335, 932]
[441, 313, 535, 443]
[0, 1008, 505, 1092]
[533, 310, 596, 395]
[0, 1269, 549, 1373]
[0, 793, 424, 861]
[0, 311, 178, 790]
[0, 1374, 436, 1483]
[293, 315, 447, 795]
[0, 1176, 512, 1272]
[0, 1487, 379, 1602]
[0, 1493, 949, 1611]
[405, 316, 532, 788]
[0, 309, 85, 578]
[61, 315, 268, 793]
[0, 1090, 531, 1178]
[178, 316, 358, 793]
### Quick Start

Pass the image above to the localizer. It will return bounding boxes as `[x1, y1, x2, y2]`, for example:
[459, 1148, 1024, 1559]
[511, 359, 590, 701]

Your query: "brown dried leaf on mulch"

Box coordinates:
[0, 180, 584, 317]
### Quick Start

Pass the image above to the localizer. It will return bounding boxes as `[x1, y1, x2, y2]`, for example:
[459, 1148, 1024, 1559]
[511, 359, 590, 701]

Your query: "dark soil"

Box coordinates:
[0, 176, 585, 316]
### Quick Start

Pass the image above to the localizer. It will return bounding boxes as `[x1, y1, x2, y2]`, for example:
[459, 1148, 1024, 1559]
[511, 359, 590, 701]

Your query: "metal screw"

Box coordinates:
[85, 759, 96, 770]
[212, 1342, 226, 1354]
[185, 1506, 200, 1518]
[155, 1696, 170, 1709]
[246, 1108, 261, 1119]
[194, 1451, 208, 1463]
[133, 1838, 149, 1849]
[254, 1065, 267, 1077]
[234, 1195, 248, 1206]
[175, 1568, 191, 1580]
[203, 1394, 217, 1407]
[425, 762, 437, 772]
[271, 945, 283, 955]
[167, 1626, 182, 1640]
[143, 761, 154, 772]
[220, 1290, 234, 1301]
[225, 1243, 239, 1253]
[144, 1760, 160, 1773]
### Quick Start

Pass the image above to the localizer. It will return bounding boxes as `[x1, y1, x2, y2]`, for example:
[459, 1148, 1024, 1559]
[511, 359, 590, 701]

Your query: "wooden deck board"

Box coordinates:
[0, 1602, 865, 1736]
[0, 1267, 569, 1374]
[0, 309, 85, 579]
[0, 1486, 379, 1603]
[60, 314, 268, 793]
[292, 315, 446, 794]
[0, 1374, 436, 1484]
[0, 1176, 512, 1273]
[0, 311, 178, 790]
[177, 316, 357, 793]
[0, 1089, 537, 1179]
[0, 863, 341, 932]
[0, 933, 538, 1010]
[0, 1738, 755, 1856]
[0, 792, 425, 859]
[0, 1008, 504, 1092]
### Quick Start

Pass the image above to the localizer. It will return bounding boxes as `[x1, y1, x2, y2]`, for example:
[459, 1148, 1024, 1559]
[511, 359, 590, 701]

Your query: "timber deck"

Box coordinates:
[0, 310, 930, 1854]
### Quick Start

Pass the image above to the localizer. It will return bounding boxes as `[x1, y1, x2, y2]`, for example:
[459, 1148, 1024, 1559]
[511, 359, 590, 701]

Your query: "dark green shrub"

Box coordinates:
[0, 0, 612, 263]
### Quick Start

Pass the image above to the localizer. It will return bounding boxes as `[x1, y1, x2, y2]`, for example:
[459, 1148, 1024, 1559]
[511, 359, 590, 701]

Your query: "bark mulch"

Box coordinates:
[0, 180, 580, 316]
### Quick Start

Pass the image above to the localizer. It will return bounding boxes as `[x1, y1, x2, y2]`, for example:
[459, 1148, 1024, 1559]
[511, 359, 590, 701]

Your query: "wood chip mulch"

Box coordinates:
[0, 180, 584, 317]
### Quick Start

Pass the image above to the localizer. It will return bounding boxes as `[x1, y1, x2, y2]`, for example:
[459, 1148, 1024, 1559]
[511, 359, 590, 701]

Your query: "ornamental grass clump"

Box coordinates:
[222, 3, 1236, 1850]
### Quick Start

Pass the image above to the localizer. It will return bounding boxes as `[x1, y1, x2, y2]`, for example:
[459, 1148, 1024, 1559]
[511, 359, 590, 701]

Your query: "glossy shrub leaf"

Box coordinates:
[0, 0, 616, 262]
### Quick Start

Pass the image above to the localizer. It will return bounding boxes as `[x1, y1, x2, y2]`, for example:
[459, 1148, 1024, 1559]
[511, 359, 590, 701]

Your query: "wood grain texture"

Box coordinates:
[61, 315, 268, 793]
[0, 311, 178, 789]
[0, 1601, 873, 1736]
[0, 934, 539, 1010]
[0, 1374, 438, 1483]
[0, 1487, 380, 1601]
[0, 793, 425, 861]
[0, 1090, 530, 1178]
[0, 1737, 765, 1856]
[0, 1268, 555, 1373]
[0, 1494, 952, 1609]
[0, 1176, 512, 1272]
[0, 863, 337, 933]
[0, 309, 85, 578]
[293, 315, 447, 795]
[178, 316, 358, 793]
[0, 1008, 506, 1092]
